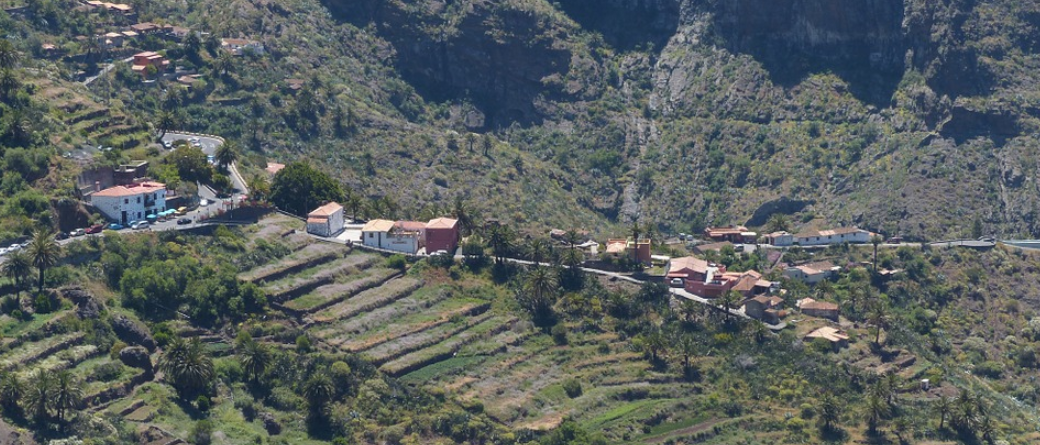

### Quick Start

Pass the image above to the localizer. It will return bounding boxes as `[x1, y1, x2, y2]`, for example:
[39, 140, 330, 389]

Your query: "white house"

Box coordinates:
[306, 202, 344, 237]
[766, 231, 794, 246]
[793, 227, 872, 246]
[221, 38, 264, 56]
[91, 182, 167, 224]
[361, 219, 420, 254]
[783, 261, 840, 284]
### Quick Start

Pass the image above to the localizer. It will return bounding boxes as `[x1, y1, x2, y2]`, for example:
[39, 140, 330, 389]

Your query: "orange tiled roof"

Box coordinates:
[93, 182, 165, 198]
[308, 202, 342, 218]
[426, 217, 458, 229]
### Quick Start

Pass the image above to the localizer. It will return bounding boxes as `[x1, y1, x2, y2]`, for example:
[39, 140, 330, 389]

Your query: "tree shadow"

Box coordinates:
[711, 0, 907, 109]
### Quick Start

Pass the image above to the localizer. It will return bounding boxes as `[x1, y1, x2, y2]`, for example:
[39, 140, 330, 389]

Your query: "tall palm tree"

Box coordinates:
[766, 214, 789, 233]
[53, 370, 82, 423]
[629, 222, 643, 262]
[451, 197, 474, 236]
[247, 175, 270, 202]
[156, 109, 176, 140]
[818, 394, 841, 432]
[481, 133, 493, 156]
[717, 290, 741, 323]
[487, 225, 514, 264]
[528, 238, 549, 264]
[868, 302, 889, 345]
[345, 191, 363, 222]
[302, 372, 334, 416]
[936, 395, 951, 430]
[866, 391, 889, 434]
[239, 340, 270, 385]
[215, 140, 239, 172]
[0, 39, 18, 68]
[0, 372, 22, 414]
[871, 235, 884, 273]
[159, 337, 214, 399]
[25, 371, 53, 423]
[28, 229, 61, 294]
[676, 333, 697, 373]
[642, 328, 666, 362]
[0, 69, 19, 100]
[465, 132, 476, 153]
[214, 52, 235, 78]
[2, 250, 31, 295]
[184, 32, 202, 59]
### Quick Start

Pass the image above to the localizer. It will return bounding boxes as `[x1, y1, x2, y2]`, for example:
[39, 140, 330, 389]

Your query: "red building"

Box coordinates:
[425, 217, 459, 254]
[704, 226, 757, 243]
[131, 51, 169, 77]
[667, 256, 773, 298]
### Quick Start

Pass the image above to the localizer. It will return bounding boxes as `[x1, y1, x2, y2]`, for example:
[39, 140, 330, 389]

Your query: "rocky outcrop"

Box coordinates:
[111, 315, 156, 352]
[63, 287, 103, 319]
[259, 412, 281, 435]
[119, 346, 153, 375]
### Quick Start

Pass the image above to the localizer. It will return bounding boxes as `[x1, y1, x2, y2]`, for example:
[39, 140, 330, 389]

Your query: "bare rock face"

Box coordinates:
[259, 412, 281, 435]
[111, 315, 156, 352]
[63, 287, 102, 319]
[119, 346, 153, 374]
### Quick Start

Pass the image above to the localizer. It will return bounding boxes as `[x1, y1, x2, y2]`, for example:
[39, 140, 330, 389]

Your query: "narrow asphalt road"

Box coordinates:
[83, 56, 134, 86]
[162, 132, 249, 197]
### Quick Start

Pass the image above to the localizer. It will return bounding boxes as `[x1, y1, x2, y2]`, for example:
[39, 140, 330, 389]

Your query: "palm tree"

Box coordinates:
[0, 69, 19, 100]
[676, 333, 697, 373]
[465, 132, 476, 153]
[818, 394, 841, 432]
[564, 230, 581, 250]
[0, 39, 18, 68]
[717, 290, 741, 323]
[156, 109, 176, 140]
[977, 415, 995, 443]
[519, 266, 558, 324]
[642, 328, 666, 363]
[28, 229, 61, 294]
[866, 391, 889, 434]
[766, 214, 789, 233]
[868, 302, 889, 345]
[955, 390, 976, 431]
[215, 140, 239, 172]
[629, 222, 643, 262]
[745, 321, 769, 344]
[302, 372, 334, 416]
[936, 395, 951, 430]
[481, 133, 493, 156]
[53, 370, 82, 423]
[871, 235, 884, 272]
[0, 372, 22, 414]
[487, 225, 514, 264]
[159, 337, 214, 399]
[247, 175, 270, 202]
[184, 32, 202, 59]
[451, 198, 474, 236]
[239, 340, 270, 385]
[345, 191, 363, 222]
[25, 371, 53, 423]
[2, 250, 31, 295]
[529, 238, 549, 264]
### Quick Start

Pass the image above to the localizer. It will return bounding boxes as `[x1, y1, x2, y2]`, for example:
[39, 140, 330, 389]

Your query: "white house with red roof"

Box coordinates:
[306, 202, 344, 237]
[90, 182, 167, 224]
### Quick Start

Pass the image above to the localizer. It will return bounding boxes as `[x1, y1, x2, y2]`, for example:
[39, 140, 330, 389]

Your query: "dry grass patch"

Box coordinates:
[309, 277, 423, 323]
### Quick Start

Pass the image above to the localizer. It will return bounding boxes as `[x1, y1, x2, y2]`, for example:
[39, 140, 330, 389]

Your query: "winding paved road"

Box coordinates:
[161, 132, 249, 198]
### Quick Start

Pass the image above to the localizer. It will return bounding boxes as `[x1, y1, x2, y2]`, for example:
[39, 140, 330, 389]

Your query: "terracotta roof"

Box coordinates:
[426, 217, 458, 229]
[130, 23, 159, 32]
[395, 221, 426, 232]
[805, 327, 849, 342]
[362, 219, 395, 232]
[306, 217, 327, 224]
[796, 227, 868, 239]
[265, 162, 285, 175]
[668, 256, 710, 275]
[606, 240, 627, 254]
[308, 202, 342, 218]
[798, 298, 839, 312]
[121, 31, 138, 37]
[705, 226, 748, 235]
[93, 182, 165, 198]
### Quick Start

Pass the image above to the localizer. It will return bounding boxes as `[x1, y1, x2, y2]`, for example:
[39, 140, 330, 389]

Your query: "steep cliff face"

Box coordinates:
[322, 0, 576, 127]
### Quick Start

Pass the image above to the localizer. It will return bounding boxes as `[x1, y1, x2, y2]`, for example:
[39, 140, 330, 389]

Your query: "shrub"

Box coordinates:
[975, 361, 1004, 379]
[295, 334, 312, 352]
[196, 395, 211, 412]
[562, 379, 582, 398]
[93, 362, 123, 382]
[551, 324, 568, 345]
[110, 341, 128, 360]
[191, 419, 213, 445]
[385, 254, 407, 271]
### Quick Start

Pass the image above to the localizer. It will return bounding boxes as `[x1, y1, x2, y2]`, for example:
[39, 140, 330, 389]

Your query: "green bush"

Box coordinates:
[562, 379, 582, 398]
[295, 334, 312, 352]
[93, 362, 123, 382]
[551, 324, 568, 345]
[385, 254, 407, 271]
[191, 419, 213, 445]
[196, 395, 211, 412]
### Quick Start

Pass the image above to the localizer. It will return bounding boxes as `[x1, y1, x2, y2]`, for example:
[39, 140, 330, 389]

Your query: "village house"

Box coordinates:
[425, 217, 460, 254]
[167, 26, 192, 40]
[666, 256, 773, 298]
[90, 182, 167, 224]
[131, 51, 169, 77]
[121, 30, 138, 39]
[604, 238, 651, 264]
[306, 202, 344, 237]
[362, 219, 422, 254]
[769, 227, 872, 246]
[797, 298, 840, 321]
[101, 32, 124, 48]
[704, 226, 757, 244]
[743, 295, 785, 324]
[221, 38, 265, 56]
[805, 326, 850, 349]
[130, 22, 162, 34]
[783, 261, 840, 284]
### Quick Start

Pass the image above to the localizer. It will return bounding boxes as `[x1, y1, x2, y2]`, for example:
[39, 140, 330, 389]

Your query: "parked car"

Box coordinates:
[131, 221, 150, 230]
[670, 278, 684, 287]
[108, 223, 125, 231]
[176, 217, 192, 225]
[199, 199, 210, 207]
[55, 232, 69, 240]
[85, 224, 104, 234]
[71, 228, 86, 237]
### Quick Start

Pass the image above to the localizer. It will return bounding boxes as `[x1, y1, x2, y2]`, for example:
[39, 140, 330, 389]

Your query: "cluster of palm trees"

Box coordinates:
[0, 369, 82, 425]
[2, 229, 62, 299]
[159, 337, 214, 400]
